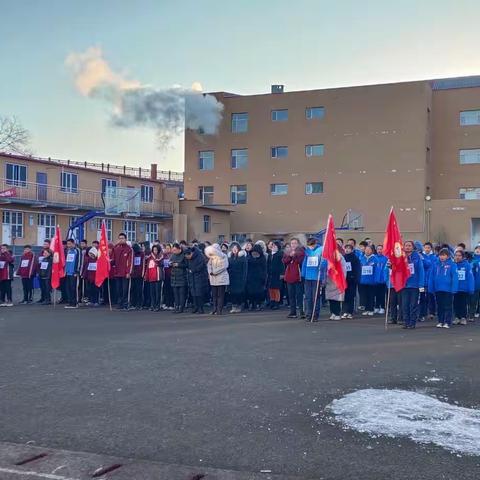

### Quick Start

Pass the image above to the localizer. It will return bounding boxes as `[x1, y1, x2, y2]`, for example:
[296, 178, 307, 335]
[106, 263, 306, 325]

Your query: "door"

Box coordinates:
[471, 218, 480, 249]
[2, 225, 11, 245]
[37, 226, 47, 246]
[36, 172, 47, 201]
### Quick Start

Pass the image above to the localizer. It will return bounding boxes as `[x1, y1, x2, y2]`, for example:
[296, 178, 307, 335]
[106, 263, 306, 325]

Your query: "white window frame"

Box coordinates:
[459, 149, 480, 165]
[38, 214, 56, 239]
[102, 178, 118, 193]
[231, 233, 247, 243]
[203, 215, 211, 234]
[231, 149, 248, 169]
[2, 210, 24, 238]
[271, 146, 288, 158]
[305, 144, 325, 157]
[96, 218, 112, 241]
[459, 187, 480, 200]
[198, 151, 215, 170]
[141, 184, 154, 203]
[145, 222, 159, 242]
[270, 183, 288, 196]
[271, 109, 288, 121]
[5, 163, 27, 187]
[124, 220, 137, 242]
[460, 110, 480, 126]
[231, 113, 248, 133]
[198, 186, 214, 205]
[306, 106, 325, 120]
[230, 185, 247, 204]
[60, 171, 78, 194]
[305, 182, 324, 195]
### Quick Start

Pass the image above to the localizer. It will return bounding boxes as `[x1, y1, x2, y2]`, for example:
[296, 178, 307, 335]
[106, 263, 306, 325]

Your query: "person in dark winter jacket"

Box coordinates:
[81, 247, 100, 306]
[0, 244, 15, 306]
[185, 247, 209, 314]
[246, 244, 267, 310]
[170, 243, 188, 313]
[227, 242, 247, 313]
[130, 243, 145, 310]
[144, 244, 163, 311]
[342, 244, 361, 318]
[282, 238, 305, 318]
[17, 245, 36, 304]
[38, 248, 53, 305]
[267, 241, 285, 309]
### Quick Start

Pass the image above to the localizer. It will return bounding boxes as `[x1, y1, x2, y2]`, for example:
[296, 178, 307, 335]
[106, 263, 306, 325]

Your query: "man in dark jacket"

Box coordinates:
[267, 241, 285, 309]
[246, 244, 267, 311]
[64, 238, 82, 309]
[185, 247, 208, 314]
[342, 244, 361, 318]
[283, 238, 306, 318]
[170, 243, 188, 313]
[38, 248, 53, 305]
[112, 233, 133, 310]
[227, 242, 247, 313]
[130, 243, 145, 310]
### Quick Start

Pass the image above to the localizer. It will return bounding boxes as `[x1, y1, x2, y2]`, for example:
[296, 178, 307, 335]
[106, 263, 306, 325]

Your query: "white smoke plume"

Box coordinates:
[65, 47, 223, 148]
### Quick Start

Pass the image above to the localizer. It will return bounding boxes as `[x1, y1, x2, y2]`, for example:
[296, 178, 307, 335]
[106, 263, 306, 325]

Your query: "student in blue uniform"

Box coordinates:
[469, 245, 480, 321]
[420, 241, 437, 321]
[429, 248, 458, 329]
[359, 245, 377, 316]
[301, 238, 323, 322]
[374, 245, 387, 314]
[453, 249, 474, 326]
[64, 238, 82, 309]
[401, 241, 425, 329]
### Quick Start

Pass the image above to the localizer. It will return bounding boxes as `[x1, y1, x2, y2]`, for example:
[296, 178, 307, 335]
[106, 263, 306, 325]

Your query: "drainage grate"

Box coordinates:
[15, 453, 48, 466]
[92, 463, 123, 477]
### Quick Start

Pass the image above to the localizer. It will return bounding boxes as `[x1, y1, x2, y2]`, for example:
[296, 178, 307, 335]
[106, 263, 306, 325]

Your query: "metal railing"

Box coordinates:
[0, 178, 174, 216]
[0, 153, 184, 183]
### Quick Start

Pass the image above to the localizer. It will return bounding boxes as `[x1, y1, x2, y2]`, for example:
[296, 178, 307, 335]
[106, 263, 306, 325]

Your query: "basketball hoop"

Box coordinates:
[103, 186, 141, 217]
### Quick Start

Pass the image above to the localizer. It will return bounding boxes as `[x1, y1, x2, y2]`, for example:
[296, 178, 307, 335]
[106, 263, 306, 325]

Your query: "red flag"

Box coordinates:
[51, 226, 65, 290]
[383, 207, 410, 292]
[321, 214, 347, 293]
[95, 220, 110, 287]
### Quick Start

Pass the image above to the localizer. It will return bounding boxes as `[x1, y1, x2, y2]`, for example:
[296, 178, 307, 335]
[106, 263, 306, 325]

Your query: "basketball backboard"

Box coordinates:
[103, 186, 141, 216]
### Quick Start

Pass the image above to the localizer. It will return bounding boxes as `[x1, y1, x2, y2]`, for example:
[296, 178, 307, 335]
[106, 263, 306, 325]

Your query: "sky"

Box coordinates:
[1, 0, 480, 172]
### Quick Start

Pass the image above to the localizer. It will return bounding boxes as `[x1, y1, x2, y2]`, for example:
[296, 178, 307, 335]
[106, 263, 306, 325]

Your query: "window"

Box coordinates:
[96, 218, 112, 241]
[198, 186, 214, 205]
[199, 151, 214, 170]
[203, 215, 211, 234]
[271, 109, 288, 121]
[270, 183, 288, 196]
[306, 144, 325, 157]
[6, 163, 27, 187]
[141, 185, 154, 203]
[306, 107, 325, 120]
[231, 233, 247, 243]
[305, 182, 324, 195]
[459, 188, 480, 200]
[459, 149, 480, 164]
[145, 222, 158, 242]
[218, 234, 225, 243]
[102, 178, 117, 193]
[230, 185, 247, 204]
[460, 110, 480, 126]
[2, 210, 23, 238]
[271, 146, 288, 158]
[124, 220, 137, 242]
[231, 113, 248, 133]
[231, 149, 248, 169]
[38, 214, 56, 239]
[60, 172, 78, 193]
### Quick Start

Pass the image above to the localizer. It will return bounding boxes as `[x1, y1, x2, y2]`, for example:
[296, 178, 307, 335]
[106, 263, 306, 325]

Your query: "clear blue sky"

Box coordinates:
[1, 0, 480, 171]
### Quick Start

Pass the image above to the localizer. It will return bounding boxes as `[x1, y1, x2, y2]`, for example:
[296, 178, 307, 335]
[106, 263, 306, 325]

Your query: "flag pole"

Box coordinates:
[385, 285, 391, 331]
[107, 278, 112, 311]
[53, 288, 56, 309]
[311, 268, 322, 323]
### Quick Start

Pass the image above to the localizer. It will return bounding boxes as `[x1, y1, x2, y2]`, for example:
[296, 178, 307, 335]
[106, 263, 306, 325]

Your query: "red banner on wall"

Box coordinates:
[0, 188, 17, 198]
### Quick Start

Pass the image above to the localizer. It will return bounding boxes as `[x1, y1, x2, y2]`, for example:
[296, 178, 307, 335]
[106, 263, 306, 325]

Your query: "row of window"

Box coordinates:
[4, 164, 155, 203]
[228, 108, 480, 134]
[198, 145, 324, 171]
[198, 182, 324, 205]
[1, 210, 159, 242]
[230, 107, 325, 133]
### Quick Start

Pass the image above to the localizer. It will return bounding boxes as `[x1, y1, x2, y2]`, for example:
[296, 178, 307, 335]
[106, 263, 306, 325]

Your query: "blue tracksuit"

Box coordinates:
[405, 251, 425, 289]
[455, 260, 474, 294]
[471, 255, 480, 291]
[301, 246, 323, 281]
[429, 258, 458, 326]
[374, 254, 387, 285]
[301, 246, 324, 319]
[359, 255, 377, 285]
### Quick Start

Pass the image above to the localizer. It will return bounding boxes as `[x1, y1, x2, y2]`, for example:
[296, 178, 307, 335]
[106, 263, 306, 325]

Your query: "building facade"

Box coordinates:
[0, 153, 184, 249]
[183, 76, 480, 247]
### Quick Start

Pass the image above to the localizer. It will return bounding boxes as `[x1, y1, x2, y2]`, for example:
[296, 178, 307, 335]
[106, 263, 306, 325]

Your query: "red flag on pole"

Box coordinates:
[95, 220, 110, 287]
[51, 225, 65, 290]
[383, 207, 410, 292]
[321, 214, 347, 293]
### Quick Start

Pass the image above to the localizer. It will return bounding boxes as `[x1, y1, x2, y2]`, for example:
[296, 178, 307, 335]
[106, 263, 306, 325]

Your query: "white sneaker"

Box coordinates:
[367, 311, 374, 316]
[442, 324, 450, 329]
[332, 315, 342, 320]
[0, 303, 6, 307]
[475, 313, 480, 318]
[374, 308, 380, 314]
[347, 314, 353, 319]
[453, 318, 460, 325]
[460, 318, 467, 325]
[378, 308, 385, 315]
[362, 311, 370, 316]
[329, 314, 335, 320]
[436, 323, 443, 328]
[229, 308, 236, 314]
[341, 313, 348, 319]
[5, 303, 13, 307]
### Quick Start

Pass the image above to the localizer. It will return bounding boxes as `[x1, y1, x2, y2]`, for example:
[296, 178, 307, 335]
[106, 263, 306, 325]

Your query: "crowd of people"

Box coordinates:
[0, 233, 479, 330]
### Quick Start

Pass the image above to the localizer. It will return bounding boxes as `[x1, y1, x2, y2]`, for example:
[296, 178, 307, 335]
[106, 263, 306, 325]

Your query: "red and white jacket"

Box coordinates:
[16, 251, 36, 279]
[0, 251, 14, 281]
[144, 254, 163, 282]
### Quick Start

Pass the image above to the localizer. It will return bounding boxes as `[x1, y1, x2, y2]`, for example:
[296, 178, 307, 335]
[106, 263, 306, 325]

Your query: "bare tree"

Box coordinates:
[0, 116, 31, 154]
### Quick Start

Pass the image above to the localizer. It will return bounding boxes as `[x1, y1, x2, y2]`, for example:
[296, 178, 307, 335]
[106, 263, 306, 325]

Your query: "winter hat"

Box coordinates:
[255, 240, 267, 254]
[89, 247, 98, 258]
[205, 243, 223, 258]
[252, 244, 264, 255]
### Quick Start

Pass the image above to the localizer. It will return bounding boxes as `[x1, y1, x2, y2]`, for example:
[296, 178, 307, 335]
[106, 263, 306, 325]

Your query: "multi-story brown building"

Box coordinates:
[0, 152, 184, 249]
[183, 76, 480, 247]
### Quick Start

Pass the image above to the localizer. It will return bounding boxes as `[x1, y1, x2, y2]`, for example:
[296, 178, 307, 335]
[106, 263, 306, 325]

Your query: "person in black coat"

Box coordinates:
[246, 244, 267, 311]
[38, 249, 53, 305]
[228, 242, 247, 313]
[185, 247, 209, 314]
[267, 241, 285, 309]
[170, 243, 188, 313]
[342, 244, 361, 318]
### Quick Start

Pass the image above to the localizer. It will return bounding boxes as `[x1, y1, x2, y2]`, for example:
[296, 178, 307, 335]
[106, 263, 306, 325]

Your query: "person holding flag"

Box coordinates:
[112, 232, 133, 310]
[50, 226, 66, 304]
[322, 215, 347, 321]
[95, 220, 111, 309]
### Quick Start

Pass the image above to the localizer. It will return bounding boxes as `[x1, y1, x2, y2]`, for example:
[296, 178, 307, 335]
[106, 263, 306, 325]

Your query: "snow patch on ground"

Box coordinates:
[327, 389, 480, 456]
[423, 376, 444, 383]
